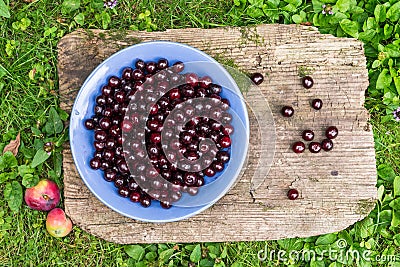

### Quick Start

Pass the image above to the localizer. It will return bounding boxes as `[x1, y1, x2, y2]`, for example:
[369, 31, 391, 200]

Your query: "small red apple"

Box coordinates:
[24, 179, 60, 211]
[46, 208, 73, 238]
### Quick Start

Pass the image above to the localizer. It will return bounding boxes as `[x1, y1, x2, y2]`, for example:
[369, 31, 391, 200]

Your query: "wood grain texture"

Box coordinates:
[58, 25, 377, 244]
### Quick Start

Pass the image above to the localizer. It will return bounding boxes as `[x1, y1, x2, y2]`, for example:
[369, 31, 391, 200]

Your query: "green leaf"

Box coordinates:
[44, 107, 63, 135]
[248, 0, 263, 8]
[394, 77, 400, 95]
[339, 19, 359, 38]
[22, 174, 39, 188]
[159, 248, 174, 263]
[54, 152, 63, 178]
[377, 185, 385, 202]
[247, 6, 264, 18]
[384, 24, 393, 39]
[384, 44, 400, 58]
[277, 237, 304, 251]
[372, 60, 381, 69]
[358, 29, 376, 42]
[31, 149, 51, 168]
[391, 210, 400, 227]
[292, 14, 302, 23]
[376, 69, 393, 89]
[0, 172, 17, 183]
[386, 1, 400, 22]
[200, 258, 215, 267]
[315, 233, 337, 245]
[145, 251, 157, 261]
[394, 176, 400, 197]
[74, 13, 85, 26]
[4, 181, 23, 212]
[285, 0, 302, 7]
[336, 0, 350, 13]
[61, 0, 81, 14]
[0, 151, 18, 170]
[338, 230, 353, 246]
[190, 244, 201, 262]
[124, 245, 145, 261]
[282, 3, 296, 12]
[393, 233, 400, 246]
[101, 11, 111, 29]
[18, 165, 35, 177]
[379, 210, 392, 227]
[374, 5, 387, 23]
[0, 0, 10, 18]
[310, 259, 326, 267]
[389, 198, 400, 210]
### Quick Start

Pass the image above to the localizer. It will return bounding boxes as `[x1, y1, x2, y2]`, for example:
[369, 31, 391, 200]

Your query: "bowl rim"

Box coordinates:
[69, 40, 250, 222]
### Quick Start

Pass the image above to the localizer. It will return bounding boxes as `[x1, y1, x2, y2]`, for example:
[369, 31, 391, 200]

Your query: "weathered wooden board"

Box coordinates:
[58, 25, 377, 244]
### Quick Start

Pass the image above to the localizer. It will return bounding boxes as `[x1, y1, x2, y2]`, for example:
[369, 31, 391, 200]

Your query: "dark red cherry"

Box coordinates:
[302, 130, 314, 141]
[321, 139, 334, 151]
[287, 189, 299, 200]
[311, 99, 323, 110]
[135, 59, 146, 70]
[216, 151, 230, 163]
[101, 85, 113, 97]
[122, 67, 133, 80]
[129, 191, 141, 202]
[185, 73, 198, 87]
[325, 126, 338, 139]
[140, 195, 152, 208]
[96, 95, 107, 106]
[157, 58, 169, 70]
[301, 76, 314, 89]
[94, 130, 107, 142]
[94, 141, 105, 151]
[309, 142, 321, 153]
[104, 169, 117, 182]
[84, 119, 95, 130]
[251, 73, 264, 85]
[108, 76, 121, 88]
[118, 187, 130, 198]
[184, 173, 197, 186]
[145, 62, 157, 74]
[132, 69, 144, 81]
[219, 136, 231, 148]
[292, 141, 305, 153]
[204, 167, 216, 177]
[172, 61, 184, 73]
[199, 76, 213, 89]
[281, 106, 294, 117]
[99, 117, 111, 130]
[89, 158, 101, 169]
[160, 201, 172, 209]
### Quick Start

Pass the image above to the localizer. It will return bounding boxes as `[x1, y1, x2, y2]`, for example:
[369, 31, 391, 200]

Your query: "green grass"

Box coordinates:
[0, 0, 400, 266]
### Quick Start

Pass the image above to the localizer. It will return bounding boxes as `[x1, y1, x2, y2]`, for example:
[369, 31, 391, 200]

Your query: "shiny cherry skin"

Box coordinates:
[281, 106, 294, 117]
[325, 126, 338, 139]
[251, 73, 264, 85]
[309, 142, 322, 153]
[311, 99, 323, 110]
[292, 141, 305, 153]
[287, 189, 299, 200]
[302, 76, 314, 89]
[321, 139, 334, 151]
[302, 130, 314, 141]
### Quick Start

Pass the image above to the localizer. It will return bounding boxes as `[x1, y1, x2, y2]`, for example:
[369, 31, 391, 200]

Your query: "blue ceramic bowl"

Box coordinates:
[70, 41, 250, 222]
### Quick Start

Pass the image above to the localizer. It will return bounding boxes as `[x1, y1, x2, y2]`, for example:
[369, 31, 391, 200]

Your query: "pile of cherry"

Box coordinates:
[84, 58, 234, 209]
[281, 75, 339, 200]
